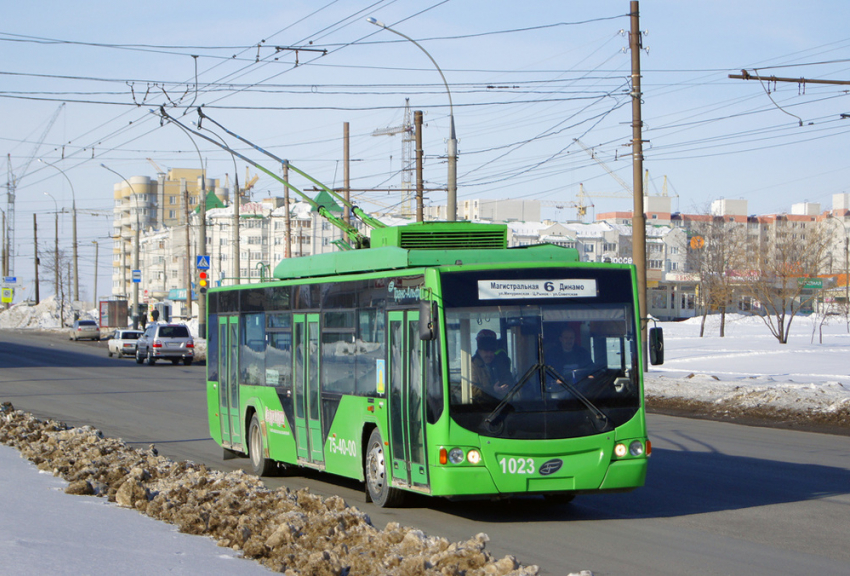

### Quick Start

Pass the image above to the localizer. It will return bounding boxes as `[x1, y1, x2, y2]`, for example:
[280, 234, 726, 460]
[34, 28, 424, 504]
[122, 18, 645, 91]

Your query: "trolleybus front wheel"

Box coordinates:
[249, 414, 277, 477]
[365, 428, 405, 507]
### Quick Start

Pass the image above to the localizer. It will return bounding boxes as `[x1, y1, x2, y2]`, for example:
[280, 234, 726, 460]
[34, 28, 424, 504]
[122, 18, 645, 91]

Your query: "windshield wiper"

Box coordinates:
[484, 334, 611, 432]
[484, 334, 609, 432]
[483, 356, 541, 430]
[545, 365, 610, 431]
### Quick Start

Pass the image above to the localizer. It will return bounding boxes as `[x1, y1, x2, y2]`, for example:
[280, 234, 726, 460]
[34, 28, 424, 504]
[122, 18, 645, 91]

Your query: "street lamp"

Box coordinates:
[367, 17, 457, 221]
[101, 164, 141, 329]
[39, 159, 78, 301]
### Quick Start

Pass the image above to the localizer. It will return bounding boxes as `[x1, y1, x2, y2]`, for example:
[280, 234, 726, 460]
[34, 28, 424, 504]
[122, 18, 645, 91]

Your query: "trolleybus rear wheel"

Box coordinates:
[365, 428, 405, 507]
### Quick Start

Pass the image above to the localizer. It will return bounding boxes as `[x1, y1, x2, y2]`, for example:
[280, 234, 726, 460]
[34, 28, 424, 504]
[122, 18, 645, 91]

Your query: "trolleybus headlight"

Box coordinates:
[614, 443, 628, 458]
[448, 448, 465, 464]
[467, 449, 481, 465]
[629, 440, 644, 457]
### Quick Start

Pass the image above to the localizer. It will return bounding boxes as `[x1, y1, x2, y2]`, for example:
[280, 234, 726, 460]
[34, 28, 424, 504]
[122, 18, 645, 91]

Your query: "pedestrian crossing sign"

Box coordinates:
[196, 255, 211, 270]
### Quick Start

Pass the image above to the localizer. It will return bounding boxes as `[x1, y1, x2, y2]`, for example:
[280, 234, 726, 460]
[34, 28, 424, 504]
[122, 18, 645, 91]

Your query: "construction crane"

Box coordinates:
[541, 184, 595, 222]
[5, 103, 65, 276]
[146, 158, 166, 175]
[372, 98, 414, 217]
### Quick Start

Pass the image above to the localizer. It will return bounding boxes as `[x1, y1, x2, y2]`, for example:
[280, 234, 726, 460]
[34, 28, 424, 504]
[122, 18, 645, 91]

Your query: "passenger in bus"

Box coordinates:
[476, 329, 511, 372]
[471, 332, 513, 401]
[547, 327, 592, 374]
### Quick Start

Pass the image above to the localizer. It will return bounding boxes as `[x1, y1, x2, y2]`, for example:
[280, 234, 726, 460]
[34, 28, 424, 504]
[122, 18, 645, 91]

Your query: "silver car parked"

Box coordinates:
[70, 319, 100, 341]
[135, 323, 194, 366]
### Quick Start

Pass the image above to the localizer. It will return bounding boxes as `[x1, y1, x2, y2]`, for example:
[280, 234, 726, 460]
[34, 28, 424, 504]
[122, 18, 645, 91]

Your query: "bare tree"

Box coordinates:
[738, 217, 831, 344]
[686, 216, 747, 337]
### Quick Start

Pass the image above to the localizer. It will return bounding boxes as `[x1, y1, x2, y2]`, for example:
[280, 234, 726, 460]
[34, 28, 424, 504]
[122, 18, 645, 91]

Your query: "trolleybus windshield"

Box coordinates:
[442, 268, 641, 440]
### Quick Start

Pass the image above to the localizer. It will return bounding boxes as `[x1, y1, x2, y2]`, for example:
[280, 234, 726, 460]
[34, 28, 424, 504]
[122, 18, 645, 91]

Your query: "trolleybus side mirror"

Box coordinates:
[649, 327, 664, 365]
[419, 299, 437, 341]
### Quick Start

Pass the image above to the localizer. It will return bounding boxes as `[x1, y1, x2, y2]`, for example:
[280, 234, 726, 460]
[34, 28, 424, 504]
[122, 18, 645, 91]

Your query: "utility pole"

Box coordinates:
[198, 173, 207, 339]
[343, 122, 351, 225]
[630, 0, 648, 356]
[415, 110, 424, 222]
[1, 209, 6, 277]
[92, 240, 98, 309]
[182, 179, 191, 320]
[233, 173, 241, 286]
[283, 163, 292, 259]
[33, 214, 39, 304]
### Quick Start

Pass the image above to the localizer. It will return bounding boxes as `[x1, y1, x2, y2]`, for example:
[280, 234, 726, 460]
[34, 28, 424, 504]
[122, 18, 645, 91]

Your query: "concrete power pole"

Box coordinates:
[630, 0, 648, 358]
[198, 174, 207, 339]
[283, 163, 291, 259]
[182, 180, 191, 320]
[415, 110, 424, 222]
[344, 122, 351, 225]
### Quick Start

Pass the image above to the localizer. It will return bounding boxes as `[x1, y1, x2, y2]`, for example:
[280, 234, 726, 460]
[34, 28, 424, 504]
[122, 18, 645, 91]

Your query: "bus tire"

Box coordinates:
[248, 414, 277, 477]
[365, 428, 405, 507]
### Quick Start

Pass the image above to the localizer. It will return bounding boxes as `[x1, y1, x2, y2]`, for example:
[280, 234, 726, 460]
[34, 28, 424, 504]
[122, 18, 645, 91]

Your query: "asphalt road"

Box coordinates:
[1, 329, 849, 576]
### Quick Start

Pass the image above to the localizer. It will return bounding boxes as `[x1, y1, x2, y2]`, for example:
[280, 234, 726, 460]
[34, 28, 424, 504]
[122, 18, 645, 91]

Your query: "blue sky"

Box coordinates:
[2, 0, 849, 301]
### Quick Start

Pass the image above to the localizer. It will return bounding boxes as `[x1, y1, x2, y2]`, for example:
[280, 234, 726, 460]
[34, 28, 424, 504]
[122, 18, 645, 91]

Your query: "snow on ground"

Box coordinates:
[646, 313, 850, 417]
[0, 444, 273, 575]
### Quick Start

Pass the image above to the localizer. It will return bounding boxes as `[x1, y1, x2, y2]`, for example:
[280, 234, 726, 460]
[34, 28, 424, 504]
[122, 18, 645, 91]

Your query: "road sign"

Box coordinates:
[3, 276, 16, 284]
[1, 287, 12, 303]
[132, 269, 141, 283]
[196, 255, 211, 270]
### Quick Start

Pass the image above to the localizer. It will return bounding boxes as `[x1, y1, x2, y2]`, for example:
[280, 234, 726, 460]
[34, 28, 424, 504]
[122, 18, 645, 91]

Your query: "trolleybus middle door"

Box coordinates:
[293, 313, 324, 465]
[388, 310, 429, 490]
[219, 315, 241, 449]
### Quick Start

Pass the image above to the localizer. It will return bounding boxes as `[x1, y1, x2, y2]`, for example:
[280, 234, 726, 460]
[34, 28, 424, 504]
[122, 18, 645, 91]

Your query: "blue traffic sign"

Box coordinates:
[196, 255, 211, 270]
[132, 269, 141, 283]
[3, 276, 16, 284]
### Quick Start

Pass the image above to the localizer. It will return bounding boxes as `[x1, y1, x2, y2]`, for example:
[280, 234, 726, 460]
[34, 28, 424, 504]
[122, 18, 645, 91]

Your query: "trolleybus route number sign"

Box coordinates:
[478, 279, 597, 300]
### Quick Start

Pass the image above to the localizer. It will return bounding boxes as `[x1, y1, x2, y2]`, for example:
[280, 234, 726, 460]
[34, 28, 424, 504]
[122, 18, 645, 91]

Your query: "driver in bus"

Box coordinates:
[548, 327, 593, 374]
[471, 331, 513, 401]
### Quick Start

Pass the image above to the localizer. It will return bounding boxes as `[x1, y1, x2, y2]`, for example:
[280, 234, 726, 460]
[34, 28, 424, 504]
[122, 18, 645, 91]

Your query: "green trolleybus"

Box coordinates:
[206, 221, 663, 507]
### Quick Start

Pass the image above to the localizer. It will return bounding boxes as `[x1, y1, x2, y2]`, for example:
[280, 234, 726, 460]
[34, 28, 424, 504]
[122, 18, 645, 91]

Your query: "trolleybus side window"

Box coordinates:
[266, 313, 292, 391]
[355, 308, 386, 396]
[321, 310, 356, 394]
[207, 313, 219, 382]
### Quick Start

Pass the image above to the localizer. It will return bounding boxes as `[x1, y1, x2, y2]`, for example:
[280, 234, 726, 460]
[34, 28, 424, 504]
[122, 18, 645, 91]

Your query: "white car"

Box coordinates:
[107, 329, 143, 357]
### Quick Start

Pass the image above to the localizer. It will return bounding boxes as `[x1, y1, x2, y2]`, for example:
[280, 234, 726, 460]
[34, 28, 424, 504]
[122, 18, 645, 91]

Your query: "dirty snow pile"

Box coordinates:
[0, 402, 540, 576]
[0, 295, 96, 330]
[645, 313, 850, 426]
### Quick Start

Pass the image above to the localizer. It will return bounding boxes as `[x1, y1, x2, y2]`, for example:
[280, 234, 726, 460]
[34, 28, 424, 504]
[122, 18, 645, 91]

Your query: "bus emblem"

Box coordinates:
[539, 459, 563, 476]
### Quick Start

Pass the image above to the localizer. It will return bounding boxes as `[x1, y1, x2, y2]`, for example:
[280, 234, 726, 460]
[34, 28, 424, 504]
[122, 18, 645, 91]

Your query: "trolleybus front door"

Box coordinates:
[293, 314, 324, 466]
[218, 315, 241, 449]
[388, 310, 429, 491]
